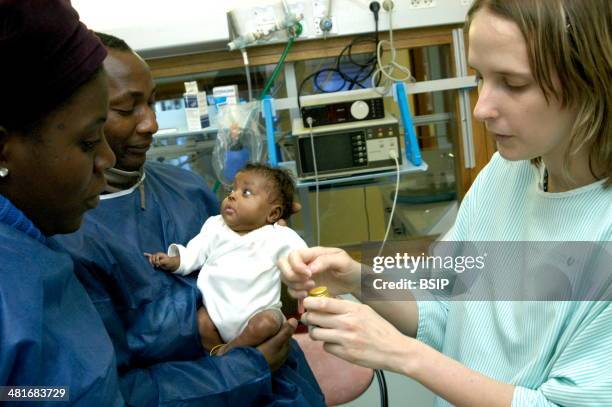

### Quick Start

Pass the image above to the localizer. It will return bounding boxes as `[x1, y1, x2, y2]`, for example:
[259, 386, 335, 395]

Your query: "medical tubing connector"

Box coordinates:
[259, 22, 302, 99]
[376, 150, 400, 258]
[307, 117, 321, 246]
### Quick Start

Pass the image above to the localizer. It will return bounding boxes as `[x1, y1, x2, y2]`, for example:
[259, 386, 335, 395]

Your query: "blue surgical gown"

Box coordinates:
[0, 199, 123, 406]
[53, 162, 325, 406]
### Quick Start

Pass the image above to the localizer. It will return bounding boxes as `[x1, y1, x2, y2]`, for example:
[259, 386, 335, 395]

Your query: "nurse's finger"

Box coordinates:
[294, 247, 351, 280]
[283, 251, 313, 279]
[287, 288, 309, 299]
[307, 248, 353, 275]
[308, 326, 345, 345]
[303, 296, 356, 315]
[322, 342, 353, 364]
[301, 310, 345, 329]
[284, 247, 341, 281]
[288, 280, 316, 292]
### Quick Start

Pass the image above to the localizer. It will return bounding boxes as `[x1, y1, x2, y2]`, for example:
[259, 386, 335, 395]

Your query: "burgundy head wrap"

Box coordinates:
[0, 0, 107, 127]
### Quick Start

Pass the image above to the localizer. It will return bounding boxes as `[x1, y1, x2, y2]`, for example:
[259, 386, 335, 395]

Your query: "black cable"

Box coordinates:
[363, 186, 371, 242]
[375, 369, 389, 407]
[299, 36, 378, 112]
[297, 5, 381, 117]
[335, 36, 378, 90]
[313, 69, 346, 93]
[298, 68, 339, 113]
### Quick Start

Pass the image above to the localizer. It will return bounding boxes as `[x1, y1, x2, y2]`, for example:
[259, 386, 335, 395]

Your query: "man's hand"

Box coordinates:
[255, 318, 297, 371]
[220, 318, 297, 372]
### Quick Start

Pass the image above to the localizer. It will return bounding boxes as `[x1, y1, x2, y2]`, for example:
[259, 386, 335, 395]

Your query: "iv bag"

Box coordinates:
[212, 102, 264, 187]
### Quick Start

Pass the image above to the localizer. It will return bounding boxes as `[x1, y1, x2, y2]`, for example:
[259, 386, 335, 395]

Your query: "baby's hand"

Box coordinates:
[144, 252, 179, 271]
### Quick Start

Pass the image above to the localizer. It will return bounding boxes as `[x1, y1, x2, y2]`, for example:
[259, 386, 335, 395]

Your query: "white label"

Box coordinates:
[253, 6, 277, 33]
[408, 0, 437, 8]
[366, 138, 398, 161]
[184, 81, 199, 94]
[197, 91, 208, 115]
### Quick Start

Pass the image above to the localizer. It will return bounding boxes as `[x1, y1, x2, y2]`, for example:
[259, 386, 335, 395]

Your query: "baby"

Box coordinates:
[145, 163, 306, 352]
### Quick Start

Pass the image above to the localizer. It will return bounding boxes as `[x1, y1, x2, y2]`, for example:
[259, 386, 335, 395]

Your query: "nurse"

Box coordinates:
[0, 0, 122, 404]
[53, 34, 325, 405]
[280, 0, 611, 406]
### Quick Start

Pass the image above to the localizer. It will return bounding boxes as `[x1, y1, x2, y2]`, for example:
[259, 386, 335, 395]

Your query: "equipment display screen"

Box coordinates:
[299, 131, 362, 173]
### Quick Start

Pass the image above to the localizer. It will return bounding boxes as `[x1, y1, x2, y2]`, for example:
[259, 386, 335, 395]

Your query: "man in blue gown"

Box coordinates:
[53, 33, 325, 406]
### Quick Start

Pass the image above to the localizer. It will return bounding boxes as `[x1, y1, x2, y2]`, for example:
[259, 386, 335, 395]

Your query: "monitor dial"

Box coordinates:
[350, 100, 370, 120]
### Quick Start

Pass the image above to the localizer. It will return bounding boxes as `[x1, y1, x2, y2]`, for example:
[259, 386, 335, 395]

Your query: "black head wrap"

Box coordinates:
[0, 0, 107, 127]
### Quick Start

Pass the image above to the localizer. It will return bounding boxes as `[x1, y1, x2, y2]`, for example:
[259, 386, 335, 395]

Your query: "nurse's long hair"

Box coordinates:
[466, 0, 611, 187]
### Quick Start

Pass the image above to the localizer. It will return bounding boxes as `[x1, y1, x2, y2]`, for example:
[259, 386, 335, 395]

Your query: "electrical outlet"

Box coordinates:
[408, 0, 436, 9]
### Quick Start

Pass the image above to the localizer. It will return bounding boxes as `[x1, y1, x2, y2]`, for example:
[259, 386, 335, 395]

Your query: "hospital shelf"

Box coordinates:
[149, 128, 218, 161]
[152, 127, 218, 140]
[146, 139, 216, 161]
[296, 160, 428, 189]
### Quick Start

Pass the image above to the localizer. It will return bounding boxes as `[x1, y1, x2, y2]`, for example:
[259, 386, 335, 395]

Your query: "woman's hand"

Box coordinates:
[302, 296, 415, 373]
[304, 297, 517, 407]
[278, 247, 361, 299]
[220, 318, 298, 372]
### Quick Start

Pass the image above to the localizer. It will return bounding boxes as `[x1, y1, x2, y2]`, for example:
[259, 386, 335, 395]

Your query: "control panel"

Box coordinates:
[292, 114, 402, 180]
[301, 97, 385, 128]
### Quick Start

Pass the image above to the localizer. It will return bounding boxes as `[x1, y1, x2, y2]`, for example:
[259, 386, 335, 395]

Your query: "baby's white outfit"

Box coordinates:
[168, 215, 307, 342]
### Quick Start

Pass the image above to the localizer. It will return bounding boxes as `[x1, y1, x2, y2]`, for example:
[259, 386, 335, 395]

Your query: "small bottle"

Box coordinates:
[308, 286, 331, 298]
[306, 287, 330, 333]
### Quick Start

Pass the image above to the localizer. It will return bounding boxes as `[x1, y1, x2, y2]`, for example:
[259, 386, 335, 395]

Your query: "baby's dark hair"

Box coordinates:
[239, 163, 295, 220]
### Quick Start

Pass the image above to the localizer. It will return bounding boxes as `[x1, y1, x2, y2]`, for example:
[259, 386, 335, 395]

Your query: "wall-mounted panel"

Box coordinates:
[72, 0, 472, 57]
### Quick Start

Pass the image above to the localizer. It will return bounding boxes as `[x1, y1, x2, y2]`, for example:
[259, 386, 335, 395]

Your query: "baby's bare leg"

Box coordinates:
[198, 307, 223, 351]
[227, 310, 284, 349]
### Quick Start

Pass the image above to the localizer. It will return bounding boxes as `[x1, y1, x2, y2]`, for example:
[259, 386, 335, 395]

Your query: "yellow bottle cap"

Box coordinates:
[308, 286, 330, 297]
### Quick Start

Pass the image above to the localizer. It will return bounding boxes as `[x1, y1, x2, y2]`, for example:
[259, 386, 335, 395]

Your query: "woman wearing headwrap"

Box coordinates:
[0, 0, 122, 404]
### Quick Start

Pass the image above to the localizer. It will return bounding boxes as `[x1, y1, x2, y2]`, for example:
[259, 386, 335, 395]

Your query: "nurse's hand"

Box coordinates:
[302, 296, 414, 372]
[278, 247, 361, 299]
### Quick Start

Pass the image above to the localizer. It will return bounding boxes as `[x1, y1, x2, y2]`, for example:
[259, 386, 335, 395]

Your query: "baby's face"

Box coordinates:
[221, 171, 278, 234]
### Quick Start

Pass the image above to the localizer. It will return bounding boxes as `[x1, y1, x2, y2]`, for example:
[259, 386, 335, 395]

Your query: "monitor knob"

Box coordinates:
[350, 100, 370, 120]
